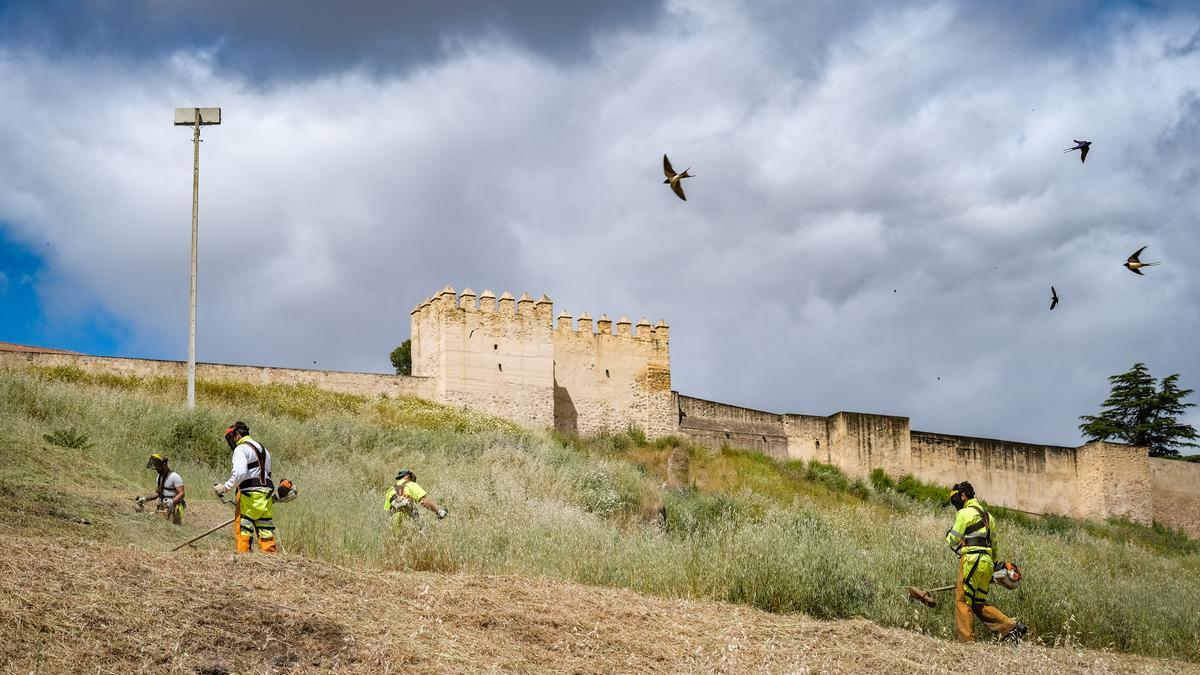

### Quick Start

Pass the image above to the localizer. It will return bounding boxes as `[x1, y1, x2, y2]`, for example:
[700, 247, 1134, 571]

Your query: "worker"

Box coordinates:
[136, 453, 185, 525]
[384, 470, 447, 526]
[212, 421, 278, 553]
[944, 481, 1027, 644]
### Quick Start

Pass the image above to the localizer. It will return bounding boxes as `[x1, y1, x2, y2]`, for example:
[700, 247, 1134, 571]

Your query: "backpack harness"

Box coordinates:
[238, 439, 274, 492]
[960, 504, 993, 553]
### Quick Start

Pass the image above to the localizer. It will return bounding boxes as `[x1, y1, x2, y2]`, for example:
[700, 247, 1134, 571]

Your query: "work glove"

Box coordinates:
[436, 508, 448, 520]
[135, 496, 147, 506]
[212, 483, 229, 497]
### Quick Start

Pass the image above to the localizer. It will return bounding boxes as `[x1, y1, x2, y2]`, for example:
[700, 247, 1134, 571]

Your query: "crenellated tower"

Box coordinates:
[410, 286, 674, 434]
[551, 309, 673, 437]
[410, 286, 556, 428]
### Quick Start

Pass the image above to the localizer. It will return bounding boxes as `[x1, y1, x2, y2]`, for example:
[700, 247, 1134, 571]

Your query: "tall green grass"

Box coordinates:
[1, 366, 1198, 661]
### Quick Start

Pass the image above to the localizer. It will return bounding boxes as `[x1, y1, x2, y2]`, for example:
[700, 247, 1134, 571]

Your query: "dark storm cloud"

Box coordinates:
[0, 0, 665, 80]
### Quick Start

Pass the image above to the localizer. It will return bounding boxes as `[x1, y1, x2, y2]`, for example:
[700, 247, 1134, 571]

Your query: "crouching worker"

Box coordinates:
[384, 470, 447, 526]
[945, 481, 1027, 644]
[212, 422, 278, 554]
[136, 453, 185, 525]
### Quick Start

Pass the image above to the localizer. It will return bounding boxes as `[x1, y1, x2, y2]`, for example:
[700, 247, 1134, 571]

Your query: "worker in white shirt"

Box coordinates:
[136, 453, 185, 525]
[212, 421, 277, 553]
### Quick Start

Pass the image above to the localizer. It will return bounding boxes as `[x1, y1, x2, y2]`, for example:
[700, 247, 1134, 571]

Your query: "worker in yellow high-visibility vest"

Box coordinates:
[945, 481, 1026, 643]
[384, 470, 447, 526]
[212, 421, 278, 553]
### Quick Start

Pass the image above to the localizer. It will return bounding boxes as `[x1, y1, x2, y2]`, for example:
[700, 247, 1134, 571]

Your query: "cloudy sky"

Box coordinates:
[1, 1, 1198, 449]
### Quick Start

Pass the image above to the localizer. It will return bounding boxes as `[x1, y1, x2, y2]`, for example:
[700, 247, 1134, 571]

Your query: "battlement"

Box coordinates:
[411, 288, 669, 346]
[410, 286, 552, 321]
[409, 286, 674, 436]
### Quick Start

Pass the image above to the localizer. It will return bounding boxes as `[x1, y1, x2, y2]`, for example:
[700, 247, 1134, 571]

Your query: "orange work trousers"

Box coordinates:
[954, 555, 1015, 642]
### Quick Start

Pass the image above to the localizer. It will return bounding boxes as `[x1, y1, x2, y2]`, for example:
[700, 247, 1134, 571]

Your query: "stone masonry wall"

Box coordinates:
[679, 398, 1161, 526]
[411, 286, 555, 429]
[910, 431, 1081, 517]
[0, 350, 432, 399]
[410, 286, 675, 435]
[782, 414, 830, 463]
[551, 311, 674, 438]
[677, 395, 788, 458]
[1074, 441, 1153, 523]
[826, 412, 911, 479]
[1150, 458, 1200, 538]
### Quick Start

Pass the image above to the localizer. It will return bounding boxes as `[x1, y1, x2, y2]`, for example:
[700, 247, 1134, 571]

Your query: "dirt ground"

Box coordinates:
[1, 534, 1195, 674]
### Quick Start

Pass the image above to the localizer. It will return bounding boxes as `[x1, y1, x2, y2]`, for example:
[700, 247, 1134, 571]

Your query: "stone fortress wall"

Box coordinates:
[2, 284, 1196, 537]
[409, 286, 676, 438]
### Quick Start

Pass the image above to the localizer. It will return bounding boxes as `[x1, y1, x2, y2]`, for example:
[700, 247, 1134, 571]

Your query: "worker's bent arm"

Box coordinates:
[944, 509, 970, 552]
[419, 495, 441, 514]
[990, 519, 1000, 560]
[173, 484, 185, 506]
[223, 446, 249, 491]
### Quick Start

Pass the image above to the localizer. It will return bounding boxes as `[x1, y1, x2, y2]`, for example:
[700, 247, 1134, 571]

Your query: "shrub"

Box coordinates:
[161, 410, 227, 468]
[869, 467, 896, 492]
[42, 427, 95, 450]
[895, 473, 950, 503]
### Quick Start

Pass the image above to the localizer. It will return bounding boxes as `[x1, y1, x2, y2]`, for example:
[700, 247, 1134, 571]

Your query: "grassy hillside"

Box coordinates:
[2, 365, 1199, 663]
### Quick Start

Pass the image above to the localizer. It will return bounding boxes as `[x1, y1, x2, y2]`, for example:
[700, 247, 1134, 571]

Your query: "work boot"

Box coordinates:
[1001, 622, 1027, 645]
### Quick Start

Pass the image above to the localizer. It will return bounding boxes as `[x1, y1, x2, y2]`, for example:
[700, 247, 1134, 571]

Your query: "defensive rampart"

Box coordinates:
[1150, 458, 1200, 537]
[676, 395, 788, 456]
[410, 286, 675, 436]
[678, 401, 1158, 527]
[0, 349, 432, 398]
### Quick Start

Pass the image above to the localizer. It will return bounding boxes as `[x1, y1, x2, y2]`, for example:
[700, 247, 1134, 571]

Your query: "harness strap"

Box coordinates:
[962, 504, 992, 549]
[238, 440, 273, 492]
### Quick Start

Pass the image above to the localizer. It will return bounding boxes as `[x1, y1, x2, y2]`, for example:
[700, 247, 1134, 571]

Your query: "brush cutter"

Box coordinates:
[907, 584, 955, 607]
[907, 561, 1023, 608]
[171, 516, 236, 551]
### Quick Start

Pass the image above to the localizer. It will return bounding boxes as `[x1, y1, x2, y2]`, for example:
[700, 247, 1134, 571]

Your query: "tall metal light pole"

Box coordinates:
[174, 107, 221, 409]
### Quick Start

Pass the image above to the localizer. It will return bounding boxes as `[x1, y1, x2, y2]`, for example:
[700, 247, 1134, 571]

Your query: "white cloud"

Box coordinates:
[0, 2, 1199, 445]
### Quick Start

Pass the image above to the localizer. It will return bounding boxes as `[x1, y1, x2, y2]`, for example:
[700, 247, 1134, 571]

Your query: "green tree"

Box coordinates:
[1079, 363, 1199, 457]
[390, 339, 412, 376]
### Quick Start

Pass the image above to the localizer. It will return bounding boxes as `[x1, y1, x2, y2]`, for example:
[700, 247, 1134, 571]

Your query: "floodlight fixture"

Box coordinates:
[175, 107, 221, 409]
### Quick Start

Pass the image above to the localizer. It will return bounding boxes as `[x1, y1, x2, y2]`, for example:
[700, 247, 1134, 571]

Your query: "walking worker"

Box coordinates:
[212, 421, 278, 553]
[944, 481, 1027, 644]
[136, 453, 185, 525]
[384, 470, 447, 525]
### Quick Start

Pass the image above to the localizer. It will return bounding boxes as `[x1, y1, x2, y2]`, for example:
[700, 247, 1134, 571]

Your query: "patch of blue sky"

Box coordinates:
[0, 223, 129, 355]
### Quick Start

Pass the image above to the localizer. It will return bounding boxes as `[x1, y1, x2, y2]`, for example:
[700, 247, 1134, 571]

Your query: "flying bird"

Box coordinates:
[663, 154, 693, 201]
[1124, 245, 1160, 275]
[1064, 139, 1091, 163]
[1050, 286, 1059, 311]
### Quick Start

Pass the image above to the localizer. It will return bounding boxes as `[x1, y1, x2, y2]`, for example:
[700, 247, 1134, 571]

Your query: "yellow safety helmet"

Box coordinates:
[146, 453, 167, 469]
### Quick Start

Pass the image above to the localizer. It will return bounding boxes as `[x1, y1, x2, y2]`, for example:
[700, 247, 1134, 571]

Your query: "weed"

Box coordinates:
[42, 427, 95, 450]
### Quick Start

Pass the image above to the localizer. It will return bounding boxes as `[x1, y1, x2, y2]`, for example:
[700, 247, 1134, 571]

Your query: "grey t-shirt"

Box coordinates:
[160, 471, 184, 498]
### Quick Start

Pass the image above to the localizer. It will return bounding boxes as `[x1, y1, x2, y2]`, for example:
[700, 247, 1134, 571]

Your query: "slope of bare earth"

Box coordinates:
[1, 536, 1194, 675]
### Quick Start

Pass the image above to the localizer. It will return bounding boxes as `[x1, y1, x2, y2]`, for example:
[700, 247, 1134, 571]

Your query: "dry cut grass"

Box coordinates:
[1, 535, 1194, 675]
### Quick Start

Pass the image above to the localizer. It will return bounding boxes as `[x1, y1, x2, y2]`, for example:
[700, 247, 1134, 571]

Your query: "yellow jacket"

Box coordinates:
[384, 481, 427, 513]
[945, 498, 998, 558]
